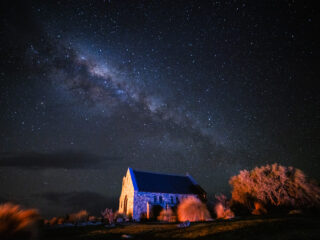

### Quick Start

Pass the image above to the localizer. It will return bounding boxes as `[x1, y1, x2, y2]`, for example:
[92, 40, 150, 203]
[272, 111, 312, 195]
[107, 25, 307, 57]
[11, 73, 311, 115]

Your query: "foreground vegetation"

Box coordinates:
[43, 215, 320, 240]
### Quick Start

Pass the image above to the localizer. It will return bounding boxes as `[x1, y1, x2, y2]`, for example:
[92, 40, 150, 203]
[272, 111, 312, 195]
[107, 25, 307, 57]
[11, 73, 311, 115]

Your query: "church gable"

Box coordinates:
[118, 168, 135, 216]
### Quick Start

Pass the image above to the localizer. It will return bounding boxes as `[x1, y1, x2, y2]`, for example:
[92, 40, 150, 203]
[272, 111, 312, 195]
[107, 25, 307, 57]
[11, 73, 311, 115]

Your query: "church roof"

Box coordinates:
[129, 168, 206, 195]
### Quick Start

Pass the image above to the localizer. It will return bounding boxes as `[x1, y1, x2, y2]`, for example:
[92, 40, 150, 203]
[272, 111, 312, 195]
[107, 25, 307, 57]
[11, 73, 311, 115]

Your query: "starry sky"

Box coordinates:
[0, 0, 319, 217]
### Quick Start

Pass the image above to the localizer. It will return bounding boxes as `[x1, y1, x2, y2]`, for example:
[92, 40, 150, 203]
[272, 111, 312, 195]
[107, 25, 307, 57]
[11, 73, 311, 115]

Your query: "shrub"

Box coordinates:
[157, 208, 176, 222]
[177, 196, 211, 222]
[48, 217, 58, 225]
[251, 202, 267, 215]
[229, 163, 320, 213]
[101, 208, 114, 224]
[214, 194, 235, 219]
[0, 203, 40, 240]
[214, 203, 235, 219]
[69, 210, 88, 223]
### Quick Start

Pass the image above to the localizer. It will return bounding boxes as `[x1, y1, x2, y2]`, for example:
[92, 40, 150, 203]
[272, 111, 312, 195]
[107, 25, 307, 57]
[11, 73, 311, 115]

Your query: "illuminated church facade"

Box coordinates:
[118, 167, 206, 221]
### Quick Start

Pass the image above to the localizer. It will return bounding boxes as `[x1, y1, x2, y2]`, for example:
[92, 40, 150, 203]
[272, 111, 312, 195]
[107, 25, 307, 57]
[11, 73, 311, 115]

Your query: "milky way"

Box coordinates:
[0, 0, 319, 217]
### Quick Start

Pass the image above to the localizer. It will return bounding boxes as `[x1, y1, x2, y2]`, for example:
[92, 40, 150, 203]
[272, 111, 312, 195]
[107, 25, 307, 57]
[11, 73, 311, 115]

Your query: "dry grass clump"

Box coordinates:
[177, 196, 211, 222]
[0, 202, 40, 240]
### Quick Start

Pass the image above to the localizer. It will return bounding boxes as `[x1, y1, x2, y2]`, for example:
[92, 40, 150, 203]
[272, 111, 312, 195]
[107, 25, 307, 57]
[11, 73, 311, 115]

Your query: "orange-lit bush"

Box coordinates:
[0, 203, 40, 240]
[214, 194, 235, 219]
[215, 203, 235, 219]
[88, 216, 97, 222]
[69, 210, 88, 223]
[157, 208, 176, 222]
[230, 163, 320, 212]
[251, 202, 267, 215]
[48, 216, 58, 225]
[177, 196, 211, 222]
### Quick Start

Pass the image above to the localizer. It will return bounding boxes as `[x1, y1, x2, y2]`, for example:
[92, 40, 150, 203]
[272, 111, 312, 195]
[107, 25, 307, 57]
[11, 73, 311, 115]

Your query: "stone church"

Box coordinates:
[118, 167, 206, 221]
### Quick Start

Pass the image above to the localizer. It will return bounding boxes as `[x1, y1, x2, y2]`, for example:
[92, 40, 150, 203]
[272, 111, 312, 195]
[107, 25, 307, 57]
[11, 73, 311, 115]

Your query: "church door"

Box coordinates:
[123, 195, 128, 214]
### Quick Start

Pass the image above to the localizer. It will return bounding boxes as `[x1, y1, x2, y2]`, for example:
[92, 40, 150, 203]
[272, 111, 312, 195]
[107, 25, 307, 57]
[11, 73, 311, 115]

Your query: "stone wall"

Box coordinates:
[133, 191, 196, 221]
[118, 169, 135, 216]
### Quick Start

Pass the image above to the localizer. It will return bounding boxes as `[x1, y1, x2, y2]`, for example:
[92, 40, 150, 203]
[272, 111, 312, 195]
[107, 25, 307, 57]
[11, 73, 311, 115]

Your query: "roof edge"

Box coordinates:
[186, 173, 198, 185]
[128, 167, 139, 191]
[132, 168, 188, 178]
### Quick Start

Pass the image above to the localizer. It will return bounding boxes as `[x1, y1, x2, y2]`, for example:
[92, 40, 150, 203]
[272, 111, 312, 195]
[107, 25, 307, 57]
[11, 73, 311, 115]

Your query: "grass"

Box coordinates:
[42, 215, 320, 240]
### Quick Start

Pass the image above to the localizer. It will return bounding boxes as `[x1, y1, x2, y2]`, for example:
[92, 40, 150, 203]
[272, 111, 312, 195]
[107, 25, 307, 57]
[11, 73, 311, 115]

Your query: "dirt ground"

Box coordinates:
[43, 215, 320, 240]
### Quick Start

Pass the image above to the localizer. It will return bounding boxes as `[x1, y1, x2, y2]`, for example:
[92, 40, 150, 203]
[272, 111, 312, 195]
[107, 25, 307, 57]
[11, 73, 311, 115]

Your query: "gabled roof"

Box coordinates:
[129, 168, 206, 195]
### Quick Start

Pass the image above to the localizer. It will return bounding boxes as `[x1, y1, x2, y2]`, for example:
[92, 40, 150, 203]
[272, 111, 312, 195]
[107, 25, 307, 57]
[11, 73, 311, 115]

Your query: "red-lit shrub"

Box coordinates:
[177, 196, 211, 222]
[101, 208, 114, 224]
[48, 217, 58, 225]
[88, 216, 96, 222]
[0, 203, 40, 240]
[214, 194, 235, 219]
[229, 163, 320, 213]
[251, 202, 267, 215]
[69, 210, 88, 223]
[157, 208, 176, 222]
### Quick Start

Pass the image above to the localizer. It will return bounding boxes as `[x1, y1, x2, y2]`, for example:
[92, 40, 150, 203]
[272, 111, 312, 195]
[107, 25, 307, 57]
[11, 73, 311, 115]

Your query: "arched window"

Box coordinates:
[154, 195, 157, 203]
[171, 196, 174, 204]
[159, 196, 163, 203]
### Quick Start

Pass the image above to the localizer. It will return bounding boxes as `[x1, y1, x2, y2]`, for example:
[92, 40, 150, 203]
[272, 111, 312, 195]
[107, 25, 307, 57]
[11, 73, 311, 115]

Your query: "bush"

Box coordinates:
[48, 217, 58, 225]
[101, 208, 114, 224]
[177, 196, 211, 222]
[229, 163, 320, 213]
[251, 202, 267, 215]
[69, 210, 88, 223]
[157, 208, 176, 222]
[0, 203, 40, 240]
[214, 194, 235, 219]
[88, 216, 97, 222]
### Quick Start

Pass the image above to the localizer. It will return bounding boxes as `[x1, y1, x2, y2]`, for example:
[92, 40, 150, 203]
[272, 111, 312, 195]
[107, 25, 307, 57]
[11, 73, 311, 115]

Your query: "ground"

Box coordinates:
[43, 215, 320, 240]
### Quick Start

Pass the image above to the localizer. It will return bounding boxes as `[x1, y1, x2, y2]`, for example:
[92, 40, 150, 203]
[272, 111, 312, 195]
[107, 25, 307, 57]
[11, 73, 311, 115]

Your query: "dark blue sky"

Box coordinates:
[0, 0, 319, 217]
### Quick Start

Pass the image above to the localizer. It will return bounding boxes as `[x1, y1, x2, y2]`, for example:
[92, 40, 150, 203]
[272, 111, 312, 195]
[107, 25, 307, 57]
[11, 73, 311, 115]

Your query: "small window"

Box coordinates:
[176, 197, 179, 203]
[159, 196, 163, 203]
[171, 196, 174, 204]
[154, 196, 157, 203]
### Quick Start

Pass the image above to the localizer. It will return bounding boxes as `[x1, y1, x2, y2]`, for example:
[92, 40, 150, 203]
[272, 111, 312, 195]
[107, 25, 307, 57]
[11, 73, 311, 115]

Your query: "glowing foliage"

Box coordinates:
[177, 196, 211, 222]
[214, 194, 235, 219]
[101, 208, 114, 224]
[157, 208, 176, 222]
[230, 163, 320, 211]
[0, 203, 39, 240]
[69, 210, 88, 223]
[251, 202, 267, 215]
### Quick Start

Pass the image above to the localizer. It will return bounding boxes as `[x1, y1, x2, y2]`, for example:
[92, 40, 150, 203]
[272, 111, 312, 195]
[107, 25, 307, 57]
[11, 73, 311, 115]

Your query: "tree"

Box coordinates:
[229, 163, 320, 213]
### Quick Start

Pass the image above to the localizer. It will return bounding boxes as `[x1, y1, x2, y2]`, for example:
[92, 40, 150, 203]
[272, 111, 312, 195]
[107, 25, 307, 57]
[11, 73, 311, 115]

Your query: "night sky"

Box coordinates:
[0, 0, 319, 217]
